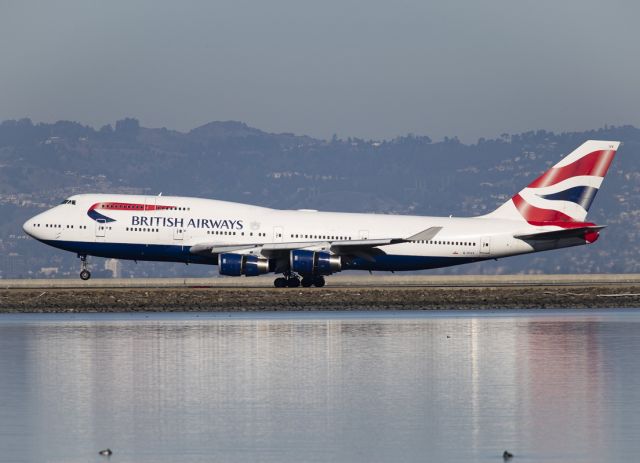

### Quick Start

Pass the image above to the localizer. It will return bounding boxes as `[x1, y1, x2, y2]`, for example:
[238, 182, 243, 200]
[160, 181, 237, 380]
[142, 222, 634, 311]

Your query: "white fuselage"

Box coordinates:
[23, 193, 564, 274]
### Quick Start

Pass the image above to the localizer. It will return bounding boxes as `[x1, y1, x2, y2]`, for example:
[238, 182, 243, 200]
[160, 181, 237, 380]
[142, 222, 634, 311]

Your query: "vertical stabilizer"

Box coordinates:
[485, 140, 619, 224]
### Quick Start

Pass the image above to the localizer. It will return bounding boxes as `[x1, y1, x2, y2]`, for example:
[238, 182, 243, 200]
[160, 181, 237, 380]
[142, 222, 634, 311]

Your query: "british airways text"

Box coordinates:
[131, 216, 244, 230]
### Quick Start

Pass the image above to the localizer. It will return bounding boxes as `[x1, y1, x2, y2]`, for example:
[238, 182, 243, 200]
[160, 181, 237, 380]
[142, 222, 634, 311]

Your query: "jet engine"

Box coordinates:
[219, 253, 270, 276]
[290, 250, 341, 275]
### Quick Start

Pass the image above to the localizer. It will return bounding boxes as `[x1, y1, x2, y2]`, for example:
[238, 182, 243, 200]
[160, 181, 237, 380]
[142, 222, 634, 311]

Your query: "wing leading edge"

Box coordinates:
[189, 226, 443, 257]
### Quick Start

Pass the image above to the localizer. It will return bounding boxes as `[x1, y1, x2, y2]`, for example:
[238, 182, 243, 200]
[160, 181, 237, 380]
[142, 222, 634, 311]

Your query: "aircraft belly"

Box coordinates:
[40, 240, 216, 265]
[343, 254, 479, 271]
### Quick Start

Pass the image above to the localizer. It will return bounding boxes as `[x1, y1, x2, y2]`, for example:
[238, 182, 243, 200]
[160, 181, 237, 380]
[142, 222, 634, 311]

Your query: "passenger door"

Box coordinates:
[480, 236, 491, 255]
[95, 218, 106, 241]
[273, 226, 284, 242]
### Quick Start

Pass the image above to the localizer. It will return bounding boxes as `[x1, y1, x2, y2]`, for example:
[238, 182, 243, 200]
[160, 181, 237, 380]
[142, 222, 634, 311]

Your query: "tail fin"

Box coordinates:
[486, 140, 620, 224]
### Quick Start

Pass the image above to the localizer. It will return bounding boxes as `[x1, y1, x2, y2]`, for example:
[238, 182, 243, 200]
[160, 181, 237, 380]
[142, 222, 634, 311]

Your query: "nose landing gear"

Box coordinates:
[78, 254, 91, 281]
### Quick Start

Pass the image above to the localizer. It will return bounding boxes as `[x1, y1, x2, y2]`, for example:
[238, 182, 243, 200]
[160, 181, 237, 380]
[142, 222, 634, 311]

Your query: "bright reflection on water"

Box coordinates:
[1, 310, 640, 463]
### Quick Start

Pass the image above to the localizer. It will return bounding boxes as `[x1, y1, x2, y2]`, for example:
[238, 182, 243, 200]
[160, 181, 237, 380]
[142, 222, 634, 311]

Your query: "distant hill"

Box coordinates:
[1, 117, 638, 278]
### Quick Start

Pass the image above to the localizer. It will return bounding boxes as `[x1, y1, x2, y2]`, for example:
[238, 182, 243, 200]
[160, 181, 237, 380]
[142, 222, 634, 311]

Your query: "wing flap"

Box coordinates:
[190, 243, 262, 255]
[331, 238, 403, 248]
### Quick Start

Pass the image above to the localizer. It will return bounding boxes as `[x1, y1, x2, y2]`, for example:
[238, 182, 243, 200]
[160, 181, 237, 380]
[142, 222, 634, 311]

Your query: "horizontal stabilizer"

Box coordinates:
[514, 225, 605, 241]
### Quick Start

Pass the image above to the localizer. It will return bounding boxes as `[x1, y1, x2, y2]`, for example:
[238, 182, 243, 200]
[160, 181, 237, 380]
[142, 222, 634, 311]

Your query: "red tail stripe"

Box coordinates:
[527, 149, 615, 188]
[512, 194, 575, 223]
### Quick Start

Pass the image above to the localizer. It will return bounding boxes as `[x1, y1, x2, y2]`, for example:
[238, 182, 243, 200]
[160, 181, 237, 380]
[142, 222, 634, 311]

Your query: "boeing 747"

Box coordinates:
[23, 140, 619, 287]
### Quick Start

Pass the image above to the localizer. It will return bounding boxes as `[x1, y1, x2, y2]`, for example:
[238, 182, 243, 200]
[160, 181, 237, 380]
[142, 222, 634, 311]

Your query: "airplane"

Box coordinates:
[23, 140, 619, 288]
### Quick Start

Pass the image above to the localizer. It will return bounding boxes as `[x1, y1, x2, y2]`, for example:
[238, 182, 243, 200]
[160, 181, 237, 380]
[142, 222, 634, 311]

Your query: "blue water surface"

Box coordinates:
[1, 309, 639, 463]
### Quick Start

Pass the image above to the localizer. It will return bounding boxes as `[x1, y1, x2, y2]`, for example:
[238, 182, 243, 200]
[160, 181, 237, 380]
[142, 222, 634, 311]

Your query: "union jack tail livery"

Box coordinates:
[487, 140, 620, 226]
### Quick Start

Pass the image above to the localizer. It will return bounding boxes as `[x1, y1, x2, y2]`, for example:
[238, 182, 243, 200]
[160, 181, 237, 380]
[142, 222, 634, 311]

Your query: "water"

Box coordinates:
[1, 310, 640, 463]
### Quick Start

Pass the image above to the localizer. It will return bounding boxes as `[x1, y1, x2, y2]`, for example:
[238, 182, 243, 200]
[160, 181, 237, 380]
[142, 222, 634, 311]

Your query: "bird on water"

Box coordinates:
[99, 448, 113, 456]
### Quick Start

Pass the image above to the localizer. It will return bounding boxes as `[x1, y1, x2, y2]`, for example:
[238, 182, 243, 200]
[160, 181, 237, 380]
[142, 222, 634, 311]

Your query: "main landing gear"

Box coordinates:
[304, 275, 325, 288]
[78, 254, 91, 281]
[273, 273, 325, 288]
[274, 271, 299, 288]
[274, 276, 298, 288]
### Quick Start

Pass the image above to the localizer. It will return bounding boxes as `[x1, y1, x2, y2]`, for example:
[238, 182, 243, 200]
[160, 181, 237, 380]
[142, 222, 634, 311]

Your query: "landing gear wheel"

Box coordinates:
[274, 277, 287, 288]
[287, 277, 301, 288]
[78, 254, 91, 281]
[301, 278, 313, 288]
[313, 276, 325, 288]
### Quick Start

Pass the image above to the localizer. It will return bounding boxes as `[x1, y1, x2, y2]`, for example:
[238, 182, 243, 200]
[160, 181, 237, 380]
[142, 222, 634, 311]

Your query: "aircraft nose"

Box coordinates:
[23, 211, 50, 239]
[23, 214, 43, 238]
[23, 218, 34, 236]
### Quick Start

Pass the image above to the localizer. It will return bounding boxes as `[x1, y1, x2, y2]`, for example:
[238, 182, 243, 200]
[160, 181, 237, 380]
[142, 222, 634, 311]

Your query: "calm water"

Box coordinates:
[1, 310, 640, 463]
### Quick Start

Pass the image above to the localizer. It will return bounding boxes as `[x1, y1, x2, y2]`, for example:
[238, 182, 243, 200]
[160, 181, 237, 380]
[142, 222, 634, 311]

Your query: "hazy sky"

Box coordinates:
[1, 0, 638, 141]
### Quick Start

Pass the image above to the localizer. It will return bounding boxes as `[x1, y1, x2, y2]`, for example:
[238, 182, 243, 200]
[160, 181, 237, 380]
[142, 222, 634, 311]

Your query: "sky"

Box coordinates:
[0, 0, 638, 142]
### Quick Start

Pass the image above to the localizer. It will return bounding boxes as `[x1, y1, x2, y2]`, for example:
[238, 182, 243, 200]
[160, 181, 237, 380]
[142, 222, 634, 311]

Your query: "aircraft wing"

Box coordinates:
[189, 239, 400, 257]
[189, 226, 443, 257]
[191, 241, 322, 255]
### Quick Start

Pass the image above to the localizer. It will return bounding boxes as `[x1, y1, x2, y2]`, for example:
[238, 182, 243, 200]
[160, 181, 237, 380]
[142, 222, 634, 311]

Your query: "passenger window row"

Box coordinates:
[38, 224, 88, 229]
[411, 240, 477, 246]
[207, 231, 267, 237]
[126, 227, 159, 232]
[289, 234, 352, 240]
[100, 205, 190, 211]
[207, 230, 237, 236]
[105, 204, 144, 210]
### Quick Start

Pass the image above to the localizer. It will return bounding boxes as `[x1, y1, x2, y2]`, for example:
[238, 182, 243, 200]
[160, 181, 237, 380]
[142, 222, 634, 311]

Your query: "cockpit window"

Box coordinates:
[60, 199, 77, 205]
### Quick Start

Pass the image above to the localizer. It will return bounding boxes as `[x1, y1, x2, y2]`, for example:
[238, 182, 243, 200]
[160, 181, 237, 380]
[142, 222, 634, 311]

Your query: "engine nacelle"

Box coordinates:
[244, 255, 270, 276]
[290, 250, 341, 275]
[219, 253, 269, 277]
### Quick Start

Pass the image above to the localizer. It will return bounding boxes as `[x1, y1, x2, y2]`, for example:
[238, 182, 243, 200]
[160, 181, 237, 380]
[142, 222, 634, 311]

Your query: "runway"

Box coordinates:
[3, 273, 640, 289]
[1, 274, 640, 312]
